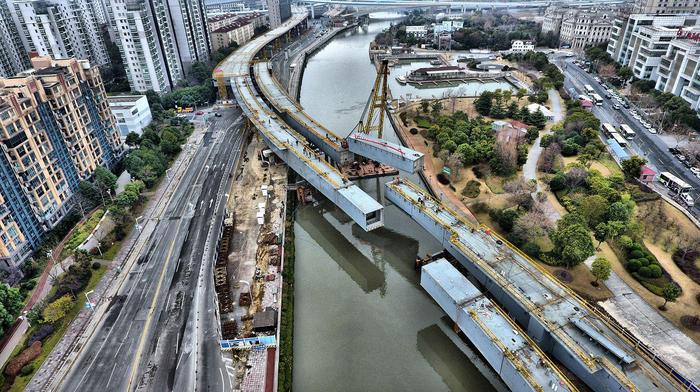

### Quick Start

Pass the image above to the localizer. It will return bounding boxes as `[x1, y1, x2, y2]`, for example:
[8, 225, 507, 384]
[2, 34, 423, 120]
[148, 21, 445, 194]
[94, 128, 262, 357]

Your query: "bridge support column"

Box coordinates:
[310, 4, 315, 19]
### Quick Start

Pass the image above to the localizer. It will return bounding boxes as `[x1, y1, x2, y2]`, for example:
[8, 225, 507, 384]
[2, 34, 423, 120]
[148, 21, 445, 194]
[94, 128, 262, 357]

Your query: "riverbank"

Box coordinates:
[277, 184, 296, 392]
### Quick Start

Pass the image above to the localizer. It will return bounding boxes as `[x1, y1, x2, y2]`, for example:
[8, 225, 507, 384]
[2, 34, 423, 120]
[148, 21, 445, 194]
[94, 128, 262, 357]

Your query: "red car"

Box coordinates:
[195, 111, 204, 115]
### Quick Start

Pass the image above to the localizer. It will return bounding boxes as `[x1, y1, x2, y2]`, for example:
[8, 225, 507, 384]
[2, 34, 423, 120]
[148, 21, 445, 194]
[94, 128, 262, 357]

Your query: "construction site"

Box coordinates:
[210, 8, 698, 392]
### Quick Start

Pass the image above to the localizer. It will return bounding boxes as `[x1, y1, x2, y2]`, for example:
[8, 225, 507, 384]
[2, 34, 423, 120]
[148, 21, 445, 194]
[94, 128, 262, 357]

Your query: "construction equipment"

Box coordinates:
[214, 67, 227, 100]
[353, 59, 389, 139]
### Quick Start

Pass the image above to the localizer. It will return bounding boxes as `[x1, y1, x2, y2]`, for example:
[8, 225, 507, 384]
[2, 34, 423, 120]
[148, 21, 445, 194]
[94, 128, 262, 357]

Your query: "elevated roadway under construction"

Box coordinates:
[386, 178, 695, 392]
[216, 10, 422, 231]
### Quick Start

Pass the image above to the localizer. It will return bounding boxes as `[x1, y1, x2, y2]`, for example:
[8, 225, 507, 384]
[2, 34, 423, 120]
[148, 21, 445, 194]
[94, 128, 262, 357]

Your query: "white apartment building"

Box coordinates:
[510, 40, 534, 53]
[211, 19, 254, 50]
[108, 95, 152, 138]
[559, 11, 614, 51]
[633, 0, 700, 14]
[541, 6, 572, 35]
[107, 0, 211, 93]
[5, 0, 108, 66]
[656, 37, 700, 111]
[405, 25, 427, 38]
[607, 14, 700, 80]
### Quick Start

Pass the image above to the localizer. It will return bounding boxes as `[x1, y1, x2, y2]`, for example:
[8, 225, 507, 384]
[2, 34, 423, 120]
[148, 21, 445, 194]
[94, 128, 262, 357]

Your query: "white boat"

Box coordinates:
[396, 75, 407, 84]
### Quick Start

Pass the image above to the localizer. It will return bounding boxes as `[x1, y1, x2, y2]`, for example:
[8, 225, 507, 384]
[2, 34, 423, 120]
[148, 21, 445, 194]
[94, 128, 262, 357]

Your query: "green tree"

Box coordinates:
[621, 156, 647, 181]
[660, 283, 681, 310]
[474, 91, 493, 116]
[617, 66, 633, 82]
[0, 284, 23, 335]
[125, 132, 141, 147]
[159, 129, 182, 156]
[190, 62, 212, 83]
[431, 100, 443, 117]
[506, 101, 519, 119]
[516, 88, 526, 101]
[420, 100, 430, 114]
[580, 195, 610, 228]
[591, 257, 611, 285]
[606, 202, 630, 223]
[42, 294, 74, 324]
[551, 221, 595, 267]
[94, 166, 117, 205]
[528, 108, 547, 130]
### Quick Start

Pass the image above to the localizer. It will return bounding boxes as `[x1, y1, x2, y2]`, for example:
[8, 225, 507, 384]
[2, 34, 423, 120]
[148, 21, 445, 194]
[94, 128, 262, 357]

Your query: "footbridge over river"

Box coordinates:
[216, 10, 423, 231]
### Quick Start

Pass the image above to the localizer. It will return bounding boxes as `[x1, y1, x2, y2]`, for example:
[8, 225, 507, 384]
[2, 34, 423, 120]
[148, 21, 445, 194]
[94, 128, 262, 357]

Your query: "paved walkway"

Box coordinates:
[522, 89, 564, 222]
[584, 256, 700, 381]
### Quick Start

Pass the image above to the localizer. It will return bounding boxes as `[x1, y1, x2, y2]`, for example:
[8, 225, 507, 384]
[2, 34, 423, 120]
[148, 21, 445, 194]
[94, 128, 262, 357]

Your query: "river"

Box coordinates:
[292, 15, 503, 392]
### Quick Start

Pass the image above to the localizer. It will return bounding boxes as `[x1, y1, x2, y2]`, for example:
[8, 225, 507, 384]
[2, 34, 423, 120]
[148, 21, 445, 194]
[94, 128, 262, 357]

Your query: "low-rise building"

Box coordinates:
[510, 40, 534, 53]
[655, 37, 700, 111]
[526, 103, 555, 120]
[208, 13, 265, 51]
[107, 95, 152, 139]
[0, 56, 123, 271]
[608, 14, 700, 81]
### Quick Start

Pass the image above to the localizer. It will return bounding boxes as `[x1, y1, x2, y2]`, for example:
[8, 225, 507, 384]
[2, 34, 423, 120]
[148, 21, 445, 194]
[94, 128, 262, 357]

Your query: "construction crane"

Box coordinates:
[353, 59, 389, 139]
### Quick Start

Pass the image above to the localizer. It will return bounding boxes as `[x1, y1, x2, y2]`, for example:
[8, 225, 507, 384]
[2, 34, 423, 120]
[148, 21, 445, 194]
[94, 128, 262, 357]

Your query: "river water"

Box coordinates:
[292, 16, 502, 392]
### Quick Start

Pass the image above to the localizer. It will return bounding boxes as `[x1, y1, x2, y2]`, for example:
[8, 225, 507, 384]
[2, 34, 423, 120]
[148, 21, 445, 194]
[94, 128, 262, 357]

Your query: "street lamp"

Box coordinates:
[85, 290, 96, 310]
[135, 215, 143, 232]
[238, 280, 250, 292]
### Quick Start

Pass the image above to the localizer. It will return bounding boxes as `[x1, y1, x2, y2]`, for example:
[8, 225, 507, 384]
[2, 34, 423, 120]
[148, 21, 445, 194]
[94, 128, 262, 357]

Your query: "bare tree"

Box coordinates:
[512, 209, 554, 242]
[445, 153, 463, 181]
[504, 177, 537, 208]
[565, 167, 588, 188]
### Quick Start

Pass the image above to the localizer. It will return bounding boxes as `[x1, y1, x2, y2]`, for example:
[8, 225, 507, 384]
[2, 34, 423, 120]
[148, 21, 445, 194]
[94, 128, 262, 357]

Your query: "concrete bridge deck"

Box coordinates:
[386, 178, 689, 392]
[218, 12, 384, 231]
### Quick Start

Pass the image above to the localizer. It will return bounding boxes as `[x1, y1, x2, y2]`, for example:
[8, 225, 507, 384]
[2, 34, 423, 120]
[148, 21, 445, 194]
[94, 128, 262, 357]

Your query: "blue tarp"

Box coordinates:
[607, 139, 629, 160]
[220, 335, 277, 350]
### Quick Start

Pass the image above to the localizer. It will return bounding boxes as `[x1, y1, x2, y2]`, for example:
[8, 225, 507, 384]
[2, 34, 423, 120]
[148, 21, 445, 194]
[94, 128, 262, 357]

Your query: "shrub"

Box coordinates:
[638, 258, 650, 267]
[647, 264, 663, 278]
[462, 180, 481, 198]
[436, 173, 450, 185]
[522, 242, 541, 258]
[549, 173, 566, 192]
[472, 166, 484, 179]
[617, 235, 633, 250]
[626, 259, 642, 272]
[91, 262, 101, 270]
[20, 364, 34, 376]
[638, 266, 651, 278]
[630, 250, 644, 259]
[26, 324, 54, 348]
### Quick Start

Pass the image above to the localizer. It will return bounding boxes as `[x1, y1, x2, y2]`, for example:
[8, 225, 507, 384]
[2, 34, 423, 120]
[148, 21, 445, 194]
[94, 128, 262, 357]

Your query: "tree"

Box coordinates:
[474, 91, 493, 116]
[431, 100, 443, 117]
[125, 132, 141, 147]
[94, 166, 117, 205]
[506, 101, 519, 119]
[42, 294, 74, 324]
[606, 201, 631, 224]
[420, 100, 430, 114]
[579, 195, 610, 228]
[190, 62, 212, 83]
[159, 129, 182, 156]
[621, 156, 647, 181]
[617, 67, 633, 82]
[0, 284, 23, 336]
[504, 178, 536, 209]
[516, 88, 526, 101]
[528, 108, 547, 130]
[591, 257, 611, 285]
[660, 283, 681, 310]
[550, 220, 595, 267]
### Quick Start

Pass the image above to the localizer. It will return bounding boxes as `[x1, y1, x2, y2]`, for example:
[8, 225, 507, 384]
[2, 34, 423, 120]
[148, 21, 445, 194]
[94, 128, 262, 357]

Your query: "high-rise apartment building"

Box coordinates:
[656, 37, 700, 111]
[5, 0, 109, 67]
[607, 14, 700, 80]
[632, 0, 700, 14]
[0, 56, 123, 271]
[107, 0, 211, 93]
[0, 1, 28, 77]
[267, 0, 290, 28]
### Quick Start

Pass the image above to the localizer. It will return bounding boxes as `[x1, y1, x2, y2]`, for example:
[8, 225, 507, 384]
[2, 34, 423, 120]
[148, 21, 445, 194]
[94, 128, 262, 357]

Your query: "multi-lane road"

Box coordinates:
[552, 53, 700, 215]
[58, 107, 246, 392]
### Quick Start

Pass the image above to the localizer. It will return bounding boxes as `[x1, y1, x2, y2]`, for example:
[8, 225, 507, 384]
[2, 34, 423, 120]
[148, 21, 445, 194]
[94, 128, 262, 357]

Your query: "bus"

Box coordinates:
[601, 123, 616, 136]
[590, 93, 604, 105]
[610, 132, 628, 148]
[584, 84, 595, 94]
[658, 171, 692, 196]
[619, 124, 636, 139]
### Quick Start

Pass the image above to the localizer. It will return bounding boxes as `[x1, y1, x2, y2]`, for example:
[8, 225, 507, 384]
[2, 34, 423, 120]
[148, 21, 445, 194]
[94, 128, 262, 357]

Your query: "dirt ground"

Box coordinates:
[225, 135, 288, 387]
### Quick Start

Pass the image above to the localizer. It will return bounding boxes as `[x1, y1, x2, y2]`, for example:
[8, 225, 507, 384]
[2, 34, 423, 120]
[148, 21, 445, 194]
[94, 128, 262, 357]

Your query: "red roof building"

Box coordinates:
[639, 165, 656, 184]
[509, 120, 529, 132]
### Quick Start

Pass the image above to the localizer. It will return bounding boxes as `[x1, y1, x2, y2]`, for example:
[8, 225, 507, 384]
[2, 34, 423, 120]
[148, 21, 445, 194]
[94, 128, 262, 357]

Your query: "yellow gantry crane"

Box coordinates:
[354, 59, 389, 139]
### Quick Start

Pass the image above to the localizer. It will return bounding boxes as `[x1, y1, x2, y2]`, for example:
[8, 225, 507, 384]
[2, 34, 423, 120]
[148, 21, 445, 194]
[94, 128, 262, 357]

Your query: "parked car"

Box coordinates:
[681, 193, 695, 208]
[196, 111, 204, 115]
[622, 102, 630, 109]
[669, 147, 680, 154]
[648, 127, 658, 134]
[690, 167, 700, 176]
[613, 104, 621, 110]
[215, 113, 222, 117]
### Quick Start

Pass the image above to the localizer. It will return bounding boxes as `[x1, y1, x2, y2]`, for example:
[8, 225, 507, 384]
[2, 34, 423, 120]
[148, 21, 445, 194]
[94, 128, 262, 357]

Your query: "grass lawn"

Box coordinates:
[7, 265, 107, 392]
[100, 240, 123, 260]
[484, 175, 506, 194]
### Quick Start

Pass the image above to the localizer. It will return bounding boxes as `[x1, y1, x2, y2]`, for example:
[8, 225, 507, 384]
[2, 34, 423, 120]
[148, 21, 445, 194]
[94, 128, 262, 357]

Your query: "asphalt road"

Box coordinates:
[552, 53, 700, 215]
[58, 107, 245, 392]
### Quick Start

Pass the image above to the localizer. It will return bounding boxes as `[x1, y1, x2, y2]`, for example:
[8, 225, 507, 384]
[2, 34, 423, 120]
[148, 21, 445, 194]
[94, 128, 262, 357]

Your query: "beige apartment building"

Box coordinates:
[633, 0, 700, 14]
[559, 10, 615, 51]
[209, 13, 266, 51]
[0, 56, 123, 271]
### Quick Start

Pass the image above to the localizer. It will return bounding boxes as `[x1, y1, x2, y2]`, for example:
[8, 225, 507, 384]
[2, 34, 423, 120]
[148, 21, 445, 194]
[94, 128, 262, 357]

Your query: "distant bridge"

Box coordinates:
[298, 0, 625, 9]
